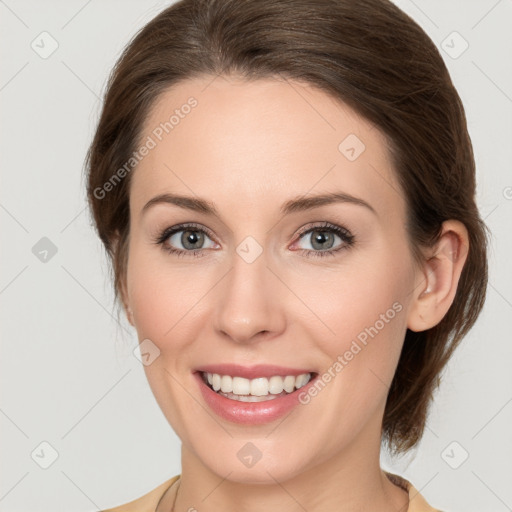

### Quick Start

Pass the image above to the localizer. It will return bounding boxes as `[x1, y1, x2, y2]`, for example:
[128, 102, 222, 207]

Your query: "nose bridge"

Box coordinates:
[214, 235, 286, 344]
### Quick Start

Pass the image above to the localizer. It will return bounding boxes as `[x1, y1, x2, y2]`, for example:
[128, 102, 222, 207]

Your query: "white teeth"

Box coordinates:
[220, 375, 232, 393]
[218, 391, 286, 402]
[268, 376, 284, 394]
[250, 377, 268, 396]
[295, 373, 309, 388]
[283, 375, 296, 393]
[212, 373, 221, 391]
[204, 372, 312, 398]
[233, 376, 251, 395]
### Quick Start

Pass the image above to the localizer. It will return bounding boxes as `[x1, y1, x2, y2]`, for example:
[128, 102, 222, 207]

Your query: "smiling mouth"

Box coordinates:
[200, 371, 317, 402]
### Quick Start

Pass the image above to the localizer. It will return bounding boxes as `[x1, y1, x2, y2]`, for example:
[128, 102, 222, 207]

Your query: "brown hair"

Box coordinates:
[85, 0, 489, 454]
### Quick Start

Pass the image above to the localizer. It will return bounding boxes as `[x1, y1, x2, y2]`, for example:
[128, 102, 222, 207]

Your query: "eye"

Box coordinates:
[153, 221, 355, 259]
[154, 223, 218, 258]
[292, 222, 355, 258]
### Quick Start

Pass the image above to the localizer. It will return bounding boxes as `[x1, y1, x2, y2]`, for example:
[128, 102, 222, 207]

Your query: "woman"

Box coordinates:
[86, 0, 488, 510]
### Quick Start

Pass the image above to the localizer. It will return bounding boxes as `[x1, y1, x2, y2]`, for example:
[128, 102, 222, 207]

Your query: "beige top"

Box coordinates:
[101, 472, 442, 512]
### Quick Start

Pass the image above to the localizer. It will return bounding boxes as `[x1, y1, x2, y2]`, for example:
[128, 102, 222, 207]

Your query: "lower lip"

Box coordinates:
[194, 371, 318, 425]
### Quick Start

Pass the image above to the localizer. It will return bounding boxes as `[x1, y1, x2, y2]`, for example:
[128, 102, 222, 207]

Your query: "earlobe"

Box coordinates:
[121, 291, 135, 326]
[126, 306, 135, 326]
[407, 220, 469, 332]
[113, 230, 135, 327]
[120, 282, 135, 326]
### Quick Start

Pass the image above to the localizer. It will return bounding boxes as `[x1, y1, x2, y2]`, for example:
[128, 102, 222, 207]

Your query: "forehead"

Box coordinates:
[130, 75, 405, 221]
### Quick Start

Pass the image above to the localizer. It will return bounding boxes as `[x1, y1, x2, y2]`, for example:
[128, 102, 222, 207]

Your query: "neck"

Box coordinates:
[172, 419, 409, 512]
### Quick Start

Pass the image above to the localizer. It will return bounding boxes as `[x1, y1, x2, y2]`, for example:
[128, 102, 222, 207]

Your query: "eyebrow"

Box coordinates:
[141, 191, 377, 217]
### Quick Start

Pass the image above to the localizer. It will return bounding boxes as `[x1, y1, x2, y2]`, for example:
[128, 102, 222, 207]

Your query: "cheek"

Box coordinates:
[126, 244, 217, 345]
[297, 248, 412, 395]
[300, 251, 409, 342]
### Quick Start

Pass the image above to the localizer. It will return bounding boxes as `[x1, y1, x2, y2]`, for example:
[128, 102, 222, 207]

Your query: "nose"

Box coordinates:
[214, 244, 287, 345]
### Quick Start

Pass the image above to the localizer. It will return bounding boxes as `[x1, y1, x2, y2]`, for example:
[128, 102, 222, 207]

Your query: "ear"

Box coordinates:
[407, 220, 469, 332]
[119, 277, 135, 327]
[112, 230, 135, 327]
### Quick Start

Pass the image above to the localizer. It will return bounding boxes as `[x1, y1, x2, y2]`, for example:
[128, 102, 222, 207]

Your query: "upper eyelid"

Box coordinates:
[296, 222, 351, 237]
[160, 222, 215, 239]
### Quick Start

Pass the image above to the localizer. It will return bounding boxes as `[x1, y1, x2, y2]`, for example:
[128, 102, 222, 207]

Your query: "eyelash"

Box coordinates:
[153, 221, 355, 259]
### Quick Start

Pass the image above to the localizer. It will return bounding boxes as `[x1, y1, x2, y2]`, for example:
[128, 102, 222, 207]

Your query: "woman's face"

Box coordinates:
[124, 75, 423, 483]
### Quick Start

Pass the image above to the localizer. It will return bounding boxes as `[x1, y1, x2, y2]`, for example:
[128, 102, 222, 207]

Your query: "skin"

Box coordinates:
[120, 74, 468, 512]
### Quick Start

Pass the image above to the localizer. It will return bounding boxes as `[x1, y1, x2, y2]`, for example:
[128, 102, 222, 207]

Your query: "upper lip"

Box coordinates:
[194, 364, 316, 380]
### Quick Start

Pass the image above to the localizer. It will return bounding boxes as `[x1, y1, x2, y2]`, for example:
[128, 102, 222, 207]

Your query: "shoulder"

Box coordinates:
[407, 480, 444, 512]
[385, 471, 443, 512]
[407, 481, 444, 512]
[100, 475, 180, 512]
[100, 473, 443, 512]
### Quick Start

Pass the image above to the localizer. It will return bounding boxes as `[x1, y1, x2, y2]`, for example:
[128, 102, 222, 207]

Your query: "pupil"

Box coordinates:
[183, 230, 203, 249]
[312, 231, 333, 250]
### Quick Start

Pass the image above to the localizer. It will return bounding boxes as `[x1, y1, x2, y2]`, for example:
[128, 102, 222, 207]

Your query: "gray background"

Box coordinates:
[1, 1, 511, 511]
